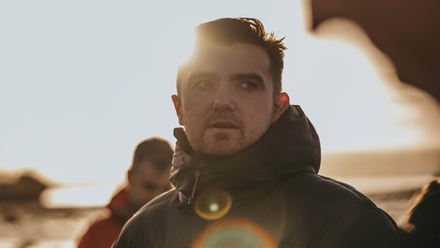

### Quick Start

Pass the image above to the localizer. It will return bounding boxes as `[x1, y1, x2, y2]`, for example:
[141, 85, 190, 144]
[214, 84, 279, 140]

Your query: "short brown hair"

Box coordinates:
[176, 17, 286, 97]
[130, 137, 174, 172]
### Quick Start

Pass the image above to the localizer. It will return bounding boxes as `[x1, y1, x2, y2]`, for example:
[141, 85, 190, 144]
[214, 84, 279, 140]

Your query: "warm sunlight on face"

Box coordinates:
[172, 43, 286, 156]
[2, 3, 440, 247]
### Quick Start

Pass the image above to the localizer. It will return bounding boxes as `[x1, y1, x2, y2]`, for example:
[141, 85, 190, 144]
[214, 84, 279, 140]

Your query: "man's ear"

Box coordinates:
[172, 95, 184, 126]
[272, 92, 290, 123]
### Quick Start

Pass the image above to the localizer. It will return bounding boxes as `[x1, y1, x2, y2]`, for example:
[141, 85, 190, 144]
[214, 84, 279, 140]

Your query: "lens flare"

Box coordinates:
[194, 188, 232, 220]
[209, 203, 219, 212]
[193, 218, 278, 248]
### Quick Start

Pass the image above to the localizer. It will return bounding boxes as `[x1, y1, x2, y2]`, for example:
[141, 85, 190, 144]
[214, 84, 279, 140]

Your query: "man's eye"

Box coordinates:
[239, 81, 258, 89]
[196, 81, 215, 88]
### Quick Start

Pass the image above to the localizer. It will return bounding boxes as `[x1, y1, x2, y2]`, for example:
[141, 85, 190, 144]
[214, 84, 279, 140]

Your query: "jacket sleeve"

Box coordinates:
[315, 205, 400, 248]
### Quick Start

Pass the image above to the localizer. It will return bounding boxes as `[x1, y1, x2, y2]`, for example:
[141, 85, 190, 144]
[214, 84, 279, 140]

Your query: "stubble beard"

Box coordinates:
[184, 111, 273, 157]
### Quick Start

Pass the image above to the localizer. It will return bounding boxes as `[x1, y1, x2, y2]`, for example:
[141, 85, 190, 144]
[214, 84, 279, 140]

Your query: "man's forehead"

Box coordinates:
[135, 160, 167, 175]
[191, 43, 268, 60]
[183, 43, 271, 78]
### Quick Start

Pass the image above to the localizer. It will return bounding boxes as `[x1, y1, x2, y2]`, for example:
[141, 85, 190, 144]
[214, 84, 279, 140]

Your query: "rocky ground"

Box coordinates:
[0, 202, 105, 248]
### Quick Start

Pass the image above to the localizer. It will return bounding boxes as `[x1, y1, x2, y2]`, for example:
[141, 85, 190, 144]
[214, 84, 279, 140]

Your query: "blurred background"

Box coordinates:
[1, 0, 439, 247]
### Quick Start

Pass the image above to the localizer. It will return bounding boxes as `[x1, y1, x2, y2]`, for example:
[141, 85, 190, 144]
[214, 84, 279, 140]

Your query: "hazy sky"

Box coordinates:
[1, 0, 439, 185]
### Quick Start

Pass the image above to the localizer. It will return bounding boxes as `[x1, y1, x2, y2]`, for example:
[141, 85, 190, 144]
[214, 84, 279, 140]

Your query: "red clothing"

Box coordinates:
[78, 188, 134, 248]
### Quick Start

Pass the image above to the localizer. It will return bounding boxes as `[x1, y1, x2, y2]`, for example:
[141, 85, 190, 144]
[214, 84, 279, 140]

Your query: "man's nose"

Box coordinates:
[212, 85, 235, 111]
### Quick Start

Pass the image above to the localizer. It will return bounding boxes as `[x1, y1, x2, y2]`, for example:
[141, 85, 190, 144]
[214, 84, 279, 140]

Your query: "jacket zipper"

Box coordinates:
[188, 170, 200, 205]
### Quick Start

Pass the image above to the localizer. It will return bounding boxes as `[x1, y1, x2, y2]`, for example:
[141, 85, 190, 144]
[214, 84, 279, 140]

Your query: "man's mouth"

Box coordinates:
[209, 121, 239, 129]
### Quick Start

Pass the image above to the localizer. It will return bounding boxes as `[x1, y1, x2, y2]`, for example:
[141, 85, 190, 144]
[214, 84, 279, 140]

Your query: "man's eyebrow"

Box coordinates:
[187, 72, 217, 82]
[231, 73, 266, 88]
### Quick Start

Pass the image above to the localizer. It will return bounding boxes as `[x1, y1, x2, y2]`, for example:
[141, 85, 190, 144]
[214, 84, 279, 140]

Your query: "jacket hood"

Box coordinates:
[170, 105, 321, 204]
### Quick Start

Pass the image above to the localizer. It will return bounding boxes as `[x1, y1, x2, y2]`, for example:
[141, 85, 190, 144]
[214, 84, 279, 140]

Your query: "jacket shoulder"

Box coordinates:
[284, 173, 375, 209]
[112, 189, 179, 248]
[281, 173, 399, 247]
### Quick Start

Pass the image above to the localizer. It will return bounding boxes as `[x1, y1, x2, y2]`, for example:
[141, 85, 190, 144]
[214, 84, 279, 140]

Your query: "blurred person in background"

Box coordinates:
[77, 137, 173, 248]
[113, 18, 399, 248]
[399, 179, 440, 248]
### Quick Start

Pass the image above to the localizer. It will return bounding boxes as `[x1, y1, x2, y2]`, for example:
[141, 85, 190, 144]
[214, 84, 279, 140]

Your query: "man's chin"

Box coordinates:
[201, 139, 244, 157]
[189, 131, 247, 156]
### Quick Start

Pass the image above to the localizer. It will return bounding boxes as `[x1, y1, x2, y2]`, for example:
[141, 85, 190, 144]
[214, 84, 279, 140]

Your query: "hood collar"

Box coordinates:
[170, 105, 321, 203]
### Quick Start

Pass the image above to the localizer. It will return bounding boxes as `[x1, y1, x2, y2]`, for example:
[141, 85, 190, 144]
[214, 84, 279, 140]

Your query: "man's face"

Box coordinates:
[128, 160, 171, 210]
[173, 43, 284, 157]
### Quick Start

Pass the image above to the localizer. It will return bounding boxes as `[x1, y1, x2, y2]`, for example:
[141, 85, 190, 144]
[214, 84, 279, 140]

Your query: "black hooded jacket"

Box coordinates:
[113, 105, 399, 248]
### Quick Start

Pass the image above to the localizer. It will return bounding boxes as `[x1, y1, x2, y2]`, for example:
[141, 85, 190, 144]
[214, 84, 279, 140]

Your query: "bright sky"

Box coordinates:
[1, 0, 440, 185]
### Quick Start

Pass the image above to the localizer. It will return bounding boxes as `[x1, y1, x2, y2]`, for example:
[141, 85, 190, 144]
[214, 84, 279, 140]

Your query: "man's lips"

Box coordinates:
[209, 120, 239, 129]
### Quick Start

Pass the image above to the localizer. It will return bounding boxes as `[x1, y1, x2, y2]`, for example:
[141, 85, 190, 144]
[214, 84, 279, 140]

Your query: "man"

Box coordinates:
[113, 18, 400, 247]
[78, 137, 173, 248]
